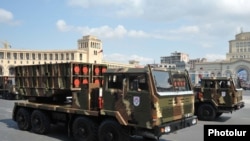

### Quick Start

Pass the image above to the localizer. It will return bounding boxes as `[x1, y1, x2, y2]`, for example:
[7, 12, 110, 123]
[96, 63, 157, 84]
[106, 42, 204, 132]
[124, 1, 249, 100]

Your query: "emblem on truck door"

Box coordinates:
[133, 96, 140, 106]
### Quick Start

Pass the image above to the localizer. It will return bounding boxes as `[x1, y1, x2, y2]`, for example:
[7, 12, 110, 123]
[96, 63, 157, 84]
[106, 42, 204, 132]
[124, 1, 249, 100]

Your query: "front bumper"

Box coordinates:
[234, 101, 245, 110]
[155, 115, 198, 137]
[218, 101, 245, 113]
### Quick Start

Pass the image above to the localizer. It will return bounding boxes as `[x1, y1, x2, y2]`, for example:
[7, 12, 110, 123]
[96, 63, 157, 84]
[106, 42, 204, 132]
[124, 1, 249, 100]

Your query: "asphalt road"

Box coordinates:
[0, 91, 249, 141]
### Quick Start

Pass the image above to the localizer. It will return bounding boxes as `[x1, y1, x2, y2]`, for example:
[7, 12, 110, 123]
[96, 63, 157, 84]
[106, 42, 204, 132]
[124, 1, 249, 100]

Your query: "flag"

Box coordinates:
[98, 49, 103, 53]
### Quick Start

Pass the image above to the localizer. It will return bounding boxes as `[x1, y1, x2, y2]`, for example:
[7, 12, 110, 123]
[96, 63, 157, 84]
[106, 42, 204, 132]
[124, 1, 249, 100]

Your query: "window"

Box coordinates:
[66, 53, 69, 60]
[61, 53, 64, 60]
[240, 42, 243, 47]
[0, 52, 3, 59]
[14, 53, 17, 60]
[80, 54, 82, 60]
[129, 74, 148, 91]
[20, 53, 23, 60]
[153, 70, 190, 92]
[71, 53, 74, 60]
[26, 53, 29, 60]
[55, 53, 58, 60]
[9, 67, 15, 75]
[44, 54, 47, 60]
[219, 81, 228, 88]
[7, 53, 11, 59]
[107, 74, 124, 89]
[50, 53, 53, 60]
[38, 53, 41, 60]
[32, 53, 35, 60]
[204, 81, 216, 88]
[153, 70, 172, 91]
[236, 42, 239, 47]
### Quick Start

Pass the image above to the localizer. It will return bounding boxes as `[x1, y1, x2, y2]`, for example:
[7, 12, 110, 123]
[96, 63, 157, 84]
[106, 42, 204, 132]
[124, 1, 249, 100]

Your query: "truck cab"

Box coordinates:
[0, 76, 20, 100]
[100, 66, 197, 139]
[193, 76, 245, 121]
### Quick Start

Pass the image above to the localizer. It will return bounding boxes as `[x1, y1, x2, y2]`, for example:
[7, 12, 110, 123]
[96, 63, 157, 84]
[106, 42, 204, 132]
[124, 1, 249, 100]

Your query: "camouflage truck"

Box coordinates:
[193, 76, 245, 121]
[12, 62, 197, 141]
[0, 76, 21, 100]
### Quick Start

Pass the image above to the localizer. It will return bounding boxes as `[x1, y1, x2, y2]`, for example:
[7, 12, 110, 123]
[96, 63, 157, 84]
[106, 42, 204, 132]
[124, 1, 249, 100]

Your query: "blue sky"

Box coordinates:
[1, 0, 250, 65]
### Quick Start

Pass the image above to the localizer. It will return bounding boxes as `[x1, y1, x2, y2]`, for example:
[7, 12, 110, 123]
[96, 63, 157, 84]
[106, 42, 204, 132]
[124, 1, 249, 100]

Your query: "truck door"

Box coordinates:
[203, 80, 216, 100]
[217, 80, 231, 105]
[124, 74, 152, 127]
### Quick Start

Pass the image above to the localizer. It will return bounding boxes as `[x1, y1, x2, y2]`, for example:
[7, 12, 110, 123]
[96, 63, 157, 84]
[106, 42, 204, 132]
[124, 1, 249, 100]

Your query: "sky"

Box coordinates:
[1, 0, 250, 65]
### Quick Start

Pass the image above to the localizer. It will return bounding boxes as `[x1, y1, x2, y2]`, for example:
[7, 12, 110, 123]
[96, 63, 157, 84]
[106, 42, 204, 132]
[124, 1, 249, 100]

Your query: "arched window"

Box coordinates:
[9, 67, 15, 75]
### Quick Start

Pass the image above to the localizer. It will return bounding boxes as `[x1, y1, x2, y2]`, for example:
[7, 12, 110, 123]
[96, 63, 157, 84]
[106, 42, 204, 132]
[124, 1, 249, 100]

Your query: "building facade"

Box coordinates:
[0, 35, 138, 77]
[160, 51, 190, 70]
[191, 31, 250, 85]
[188, 58, 207, 70]
[226, 32, 250, 61]
[160, 51, 189, 64]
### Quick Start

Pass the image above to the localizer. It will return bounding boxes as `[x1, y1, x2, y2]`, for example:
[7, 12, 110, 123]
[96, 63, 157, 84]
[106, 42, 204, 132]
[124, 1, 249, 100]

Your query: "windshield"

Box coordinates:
[152, 70, 192, 93]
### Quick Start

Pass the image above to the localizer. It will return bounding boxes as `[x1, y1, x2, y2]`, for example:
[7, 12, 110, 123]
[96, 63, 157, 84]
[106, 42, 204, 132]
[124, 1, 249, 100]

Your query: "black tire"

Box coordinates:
[143, 136, 158, 141]
[98, 120, 129, 141]
[142, 132, 158, 141]
[31, 110, 50, 134]
[216, 112, 223, 118]
[16, 108, 31, 131]
[197, 103, 216, 121]
[2, 92, 6, 99]
[72, 117, 98, 141]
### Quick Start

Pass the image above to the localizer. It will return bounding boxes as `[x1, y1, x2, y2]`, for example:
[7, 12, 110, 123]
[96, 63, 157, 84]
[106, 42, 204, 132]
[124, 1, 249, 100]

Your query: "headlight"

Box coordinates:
[164, 126, 171, 133]
[192, 119, 197, 125]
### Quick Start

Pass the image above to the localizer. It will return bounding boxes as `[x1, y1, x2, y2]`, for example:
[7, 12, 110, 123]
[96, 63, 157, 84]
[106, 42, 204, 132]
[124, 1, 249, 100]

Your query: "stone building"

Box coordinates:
[226, 32, 250, 61]
[0, 35, 138, 77]
[191, 31, 250, 85]
[160, 51, 189, 64]
[160, 51, 190, 70]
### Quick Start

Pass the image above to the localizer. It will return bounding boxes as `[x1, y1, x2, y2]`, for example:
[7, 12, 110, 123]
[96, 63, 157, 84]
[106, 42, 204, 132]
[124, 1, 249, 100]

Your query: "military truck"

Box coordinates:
[193, 76, 245, 121]
[12, 62, 197, 141]
[0, 76, 21, 100]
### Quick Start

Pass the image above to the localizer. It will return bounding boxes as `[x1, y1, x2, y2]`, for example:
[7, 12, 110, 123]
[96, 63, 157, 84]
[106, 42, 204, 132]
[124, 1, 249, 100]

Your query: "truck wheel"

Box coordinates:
[31, 110, 50, 134]
[197, 104, 216, 121]
[98, 120, 129, 141]
[142, 132, 158, 140]
[16, 108, 31, 131]
[216, 112, 223, 118]
[72, 117, 97, 141]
